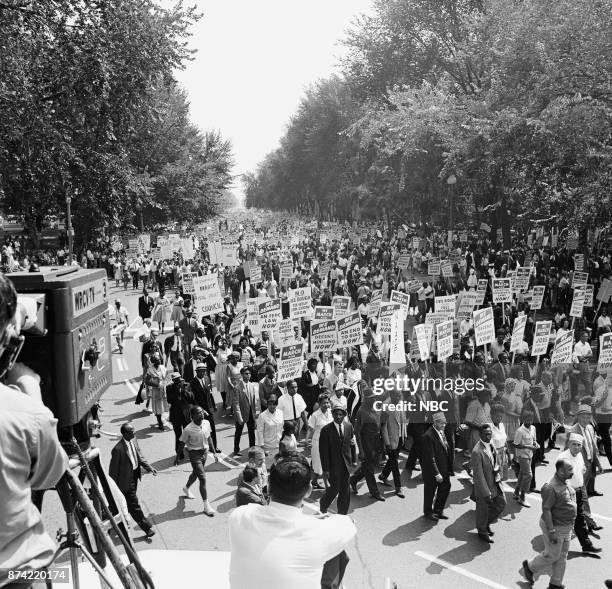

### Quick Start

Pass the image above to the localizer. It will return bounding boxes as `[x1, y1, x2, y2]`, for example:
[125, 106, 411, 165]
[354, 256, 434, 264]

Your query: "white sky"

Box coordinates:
[168, 0, 373, 198]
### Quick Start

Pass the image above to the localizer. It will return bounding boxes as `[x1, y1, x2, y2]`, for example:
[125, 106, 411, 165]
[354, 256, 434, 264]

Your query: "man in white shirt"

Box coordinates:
[277, 380, 308, 440]
[558, 433, 601, 553]
[572, 331, 593, 397]
[229, 454, 356, 589]
[111, 298, 129, 353]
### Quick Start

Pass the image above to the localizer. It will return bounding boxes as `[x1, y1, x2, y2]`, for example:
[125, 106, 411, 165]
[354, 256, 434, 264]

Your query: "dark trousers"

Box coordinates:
[350, 458, 379, 496]
[205, 415, 217, 449]
[423, 475, 451, 515]
[475, 490, 506, 533]
[234, 415, 256, 453]
[584, 458, 597, 495]
[596, 420, 612, 466]
[169, 352, 185, 376]
[186, 449, 208, 501]
[574, 487, 591, 547]
[132, 272, 139, 289]
[381, 447, 401, 488]
[320, 471, 350, 515]
[122, 470, 151, 532]
[406, 427, 425, 470]
[171, 421, 184, 454]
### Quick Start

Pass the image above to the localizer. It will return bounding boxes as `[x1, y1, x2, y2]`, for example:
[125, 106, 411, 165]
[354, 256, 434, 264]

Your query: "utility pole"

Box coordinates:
[66, 193, 74, 265]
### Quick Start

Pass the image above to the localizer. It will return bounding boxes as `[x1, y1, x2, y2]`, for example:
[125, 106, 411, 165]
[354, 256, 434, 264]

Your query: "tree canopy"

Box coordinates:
[0, 0, 234, 245]
[244, 0, 612, 242]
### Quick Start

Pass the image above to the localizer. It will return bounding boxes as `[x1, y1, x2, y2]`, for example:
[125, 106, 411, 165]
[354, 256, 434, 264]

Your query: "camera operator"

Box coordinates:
[0, 274, 68, 587]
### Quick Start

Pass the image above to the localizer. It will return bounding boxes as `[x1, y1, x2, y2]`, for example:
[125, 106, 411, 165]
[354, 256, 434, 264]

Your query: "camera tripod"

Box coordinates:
[35, 435, 155, 589]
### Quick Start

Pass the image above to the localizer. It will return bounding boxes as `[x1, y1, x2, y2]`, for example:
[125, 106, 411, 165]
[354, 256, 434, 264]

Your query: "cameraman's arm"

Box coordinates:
[5, 362, 43, 405]
[28, 410, 68, 490]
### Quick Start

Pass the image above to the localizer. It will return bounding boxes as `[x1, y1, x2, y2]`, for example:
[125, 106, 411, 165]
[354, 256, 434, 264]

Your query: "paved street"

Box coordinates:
[38, 282, 612, 589]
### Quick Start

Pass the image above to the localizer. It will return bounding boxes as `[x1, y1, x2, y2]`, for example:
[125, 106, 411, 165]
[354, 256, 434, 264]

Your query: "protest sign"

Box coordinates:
[258, 298, 282, 331]
[551, 330, 574, 365]
[515, 267, 531, 291]
[221, 243, 238, 267]
[389, 310, 405, 367]
[192, 274, 224, 316]
[436, 320, 454, 360]
[398, 254, 411, 270]
[314, 306, 335, 321]
[477, 279, 488, 292]
[246, 298, 261, 336]
[570, 288, 586, 318]
[531, 321, 552, 357]
[434, 295, 456, 320]
[249, 262, 262, 285]
[277, 343, 305, 381]
[379, 303, 400, 335]
[390, 290, 410, 319]
[492, 278, 512, 303]
[574, 254, 585, 272]
[368, 290, 382, 319]
[229, 309, 247, 338]
[473, 307, 495, 347]
[280, 263, 293, 281]
[427, 258, 441, 276]
[181, 238, 194, 260]
[457, 291, 479, 321]
[413, 324, 433, 361]
[597, 278, 612, 303]
[332, 296, 351, 319]
[531, 285, 545, 310]
[510, 315, 527, 353]
[336, 312, 363, 347]
[207, 241, 222, 265]
[289, 287, 312, 320]
[440, 260, 453, 278]
[310, 320, 338, 352]
[137, 233, 150, 253]
[181, 272, 198, 295]
[598, 333, 612, 373]
[275, 318, 297, 346]
[572, 271, 588, 289]
[460, 230, 468, 243]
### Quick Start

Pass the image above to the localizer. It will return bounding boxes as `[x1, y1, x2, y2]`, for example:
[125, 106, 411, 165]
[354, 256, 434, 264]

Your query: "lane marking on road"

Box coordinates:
[414, 551, 511, 589]
[502, 483, 612, 522]
[123, 378, 138, 396]
[115, 357, 128, 372]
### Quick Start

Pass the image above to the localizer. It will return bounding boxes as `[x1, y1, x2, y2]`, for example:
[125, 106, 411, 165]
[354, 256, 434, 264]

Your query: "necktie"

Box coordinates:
[440, 431, 448, 450]
[129, 441, 138, 469]
[292, 396, 297, 420]
[337, 424, 343, 439]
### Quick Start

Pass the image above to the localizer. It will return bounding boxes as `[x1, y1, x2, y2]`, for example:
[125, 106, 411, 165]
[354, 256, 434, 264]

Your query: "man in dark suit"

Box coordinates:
[138, 288, 155, 322]
[379, 389, 407, 498]
[109, 423, 157, 537]
[470, 423, 506, 542]
[190, 362, 220, 452]
[164, 326, 185, 377]
[178, 309, 199, 360]
[422, 412, 454, 520]
[232, 367, 260, 456]
[166, 373, 194, 462]
[319, 405, 355, 515]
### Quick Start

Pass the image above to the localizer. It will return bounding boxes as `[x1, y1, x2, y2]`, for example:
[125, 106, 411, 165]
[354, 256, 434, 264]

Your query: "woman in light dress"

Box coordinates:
[144, 354, 168, 430]
[151, 289, 172, 333]
[306, 394, 333, 488]
[170, 290, 184, 326]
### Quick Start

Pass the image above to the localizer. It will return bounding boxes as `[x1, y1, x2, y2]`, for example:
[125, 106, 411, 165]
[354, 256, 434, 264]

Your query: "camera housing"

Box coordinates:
[9, 267, 113, 441]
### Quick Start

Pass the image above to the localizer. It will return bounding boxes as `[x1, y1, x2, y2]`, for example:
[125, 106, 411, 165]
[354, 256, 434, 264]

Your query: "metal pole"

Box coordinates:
[66, 195, 74, 265]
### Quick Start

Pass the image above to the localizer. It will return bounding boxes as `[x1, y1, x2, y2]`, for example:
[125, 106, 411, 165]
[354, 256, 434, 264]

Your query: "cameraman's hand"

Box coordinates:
[5, 362, 42, 401]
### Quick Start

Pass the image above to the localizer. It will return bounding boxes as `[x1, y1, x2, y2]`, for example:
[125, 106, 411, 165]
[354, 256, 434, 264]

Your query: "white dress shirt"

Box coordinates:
[229, 501, 356, 589]
[278, 393, 307, 421]
[257, 409, 284, 450]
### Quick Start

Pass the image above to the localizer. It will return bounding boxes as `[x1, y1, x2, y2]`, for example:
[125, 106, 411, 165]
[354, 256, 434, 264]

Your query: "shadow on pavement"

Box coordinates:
[382, 515, 439, 546]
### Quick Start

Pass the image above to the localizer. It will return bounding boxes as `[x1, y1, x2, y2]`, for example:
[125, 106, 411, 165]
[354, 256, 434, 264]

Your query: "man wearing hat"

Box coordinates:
[178, 308, 199, 360]
[232, 367, 260, 456]
[558, 433, 601, 553]
[567, 404, 603, 499]
[349, 386, 385, 502]
[191, 362, 220, 452]
[166, 373, 194, 461]
[421, 412, 454, 520]
[319, 405, 355, 515]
